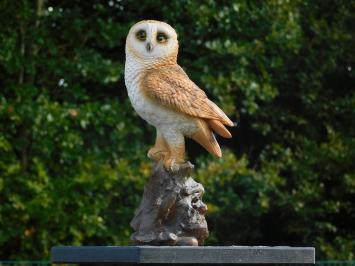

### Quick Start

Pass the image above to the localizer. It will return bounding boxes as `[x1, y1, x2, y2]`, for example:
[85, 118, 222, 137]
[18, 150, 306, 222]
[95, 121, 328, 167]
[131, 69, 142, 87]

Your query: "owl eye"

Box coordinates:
[156, 32, 168, 43]
[136, 30, 146, 41]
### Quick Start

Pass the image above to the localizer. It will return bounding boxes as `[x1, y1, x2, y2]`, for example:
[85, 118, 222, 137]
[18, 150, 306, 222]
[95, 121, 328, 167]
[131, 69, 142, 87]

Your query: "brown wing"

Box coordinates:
[142, 65, 233, 126]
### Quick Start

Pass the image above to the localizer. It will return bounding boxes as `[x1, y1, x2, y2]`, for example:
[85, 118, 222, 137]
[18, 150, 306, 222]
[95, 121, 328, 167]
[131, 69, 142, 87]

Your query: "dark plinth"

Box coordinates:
[51, 246, 315, 265]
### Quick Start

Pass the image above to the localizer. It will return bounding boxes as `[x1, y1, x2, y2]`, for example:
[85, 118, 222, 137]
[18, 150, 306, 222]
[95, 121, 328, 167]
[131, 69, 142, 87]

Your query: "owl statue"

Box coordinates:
[125, 20, 233, 171]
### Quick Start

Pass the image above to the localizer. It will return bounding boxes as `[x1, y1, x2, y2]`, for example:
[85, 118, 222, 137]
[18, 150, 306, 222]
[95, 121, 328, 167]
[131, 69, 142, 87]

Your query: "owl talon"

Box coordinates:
[164, 158, 187, 173]
[170, 159, 179, 172]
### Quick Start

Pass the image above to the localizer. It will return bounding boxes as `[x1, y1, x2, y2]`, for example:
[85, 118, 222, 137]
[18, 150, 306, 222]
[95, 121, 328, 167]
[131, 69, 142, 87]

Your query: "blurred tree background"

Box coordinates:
[0, 0, 354, 260]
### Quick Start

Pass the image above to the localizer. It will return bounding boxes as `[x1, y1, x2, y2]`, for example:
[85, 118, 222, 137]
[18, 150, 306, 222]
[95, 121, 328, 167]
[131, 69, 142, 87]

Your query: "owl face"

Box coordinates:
[126, 20, 179, 61]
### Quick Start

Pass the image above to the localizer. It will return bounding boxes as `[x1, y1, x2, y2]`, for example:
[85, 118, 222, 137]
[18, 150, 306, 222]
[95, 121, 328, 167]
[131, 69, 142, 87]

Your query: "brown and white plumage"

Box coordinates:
[125, 20, 233, 171]
[143, 65, 233, 126]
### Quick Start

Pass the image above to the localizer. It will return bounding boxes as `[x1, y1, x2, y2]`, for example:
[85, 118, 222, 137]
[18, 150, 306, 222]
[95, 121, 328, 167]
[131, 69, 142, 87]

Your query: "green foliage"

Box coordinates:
[0, 0, 354, 260]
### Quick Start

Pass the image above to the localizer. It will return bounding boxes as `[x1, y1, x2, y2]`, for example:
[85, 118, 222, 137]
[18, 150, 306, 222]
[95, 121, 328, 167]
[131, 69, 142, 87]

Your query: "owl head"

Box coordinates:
[126, 20, 179, 62]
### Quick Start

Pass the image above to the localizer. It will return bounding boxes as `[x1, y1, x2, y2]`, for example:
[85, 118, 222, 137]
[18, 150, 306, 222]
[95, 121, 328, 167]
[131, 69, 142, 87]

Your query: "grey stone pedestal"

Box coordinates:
[51, 246, 315, 265]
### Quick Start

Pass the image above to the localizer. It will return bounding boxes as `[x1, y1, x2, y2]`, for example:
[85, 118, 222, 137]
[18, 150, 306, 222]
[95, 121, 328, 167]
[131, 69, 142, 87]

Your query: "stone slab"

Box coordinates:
[51, 246, 315, 264]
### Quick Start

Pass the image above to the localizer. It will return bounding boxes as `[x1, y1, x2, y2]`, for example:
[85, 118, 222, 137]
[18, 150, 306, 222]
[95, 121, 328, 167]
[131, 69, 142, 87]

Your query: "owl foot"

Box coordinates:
[163, 158, 194, 173]
[147, 148, 168, 162]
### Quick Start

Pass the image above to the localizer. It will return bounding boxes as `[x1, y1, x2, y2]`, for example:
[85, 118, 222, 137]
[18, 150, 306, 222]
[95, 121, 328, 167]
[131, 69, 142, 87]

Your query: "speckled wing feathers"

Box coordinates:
[143, 65, 233, 126]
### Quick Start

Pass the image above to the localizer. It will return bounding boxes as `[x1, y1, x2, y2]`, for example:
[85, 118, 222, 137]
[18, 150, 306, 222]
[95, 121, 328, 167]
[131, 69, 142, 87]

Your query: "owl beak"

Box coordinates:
[146, 42, 153, 52]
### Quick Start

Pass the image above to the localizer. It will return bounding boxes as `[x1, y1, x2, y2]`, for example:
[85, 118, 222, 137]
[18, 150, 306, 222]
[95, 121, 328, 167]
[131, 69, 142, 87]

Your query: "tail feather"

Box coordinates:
[191, 120, 222, 157]
[208, 119, 232, 138]
[207, 99, 234, 126]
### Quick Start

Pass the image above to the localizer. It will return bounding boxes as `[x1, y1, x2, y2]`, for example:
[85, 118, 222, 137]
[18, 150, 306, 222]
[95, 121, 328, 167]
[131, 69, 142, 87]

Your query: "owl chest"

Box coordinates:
[125, 58, 190, 130]
[128, 81, 151, 115]
[126, 77, 168, 126]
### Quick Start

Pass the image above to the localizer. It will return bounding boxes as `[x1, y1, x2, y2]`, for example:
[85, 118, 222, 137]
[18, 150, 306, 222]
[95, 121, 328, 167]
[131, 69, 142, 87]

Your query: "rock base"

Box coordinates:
[130, 162, 208, 246]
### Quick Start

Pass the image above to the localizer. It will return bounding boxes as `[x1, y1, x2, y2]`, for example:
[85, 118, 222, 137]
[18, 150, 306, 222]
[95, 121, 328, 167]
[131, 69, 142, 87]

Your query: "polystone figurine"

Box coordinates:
[125, 20, 233, 171]
[124, 20, 233, 246]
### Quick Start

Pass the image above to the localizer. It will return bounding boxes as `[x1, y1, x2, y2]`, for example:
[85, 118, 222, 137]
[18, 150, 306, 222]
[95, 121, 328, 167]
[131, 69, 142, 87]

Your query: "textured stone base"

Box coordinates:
[130, 162, 208, 246]
[51, 246, 315, 264]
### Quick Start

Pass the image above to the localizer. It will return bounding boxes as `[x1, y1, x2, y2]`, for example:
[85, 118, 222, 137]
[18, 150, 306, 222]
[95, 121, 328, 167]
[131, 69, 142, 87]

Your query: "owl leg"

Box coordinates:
[162, 130, 186, 172]
[147, 130, 169, 162]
